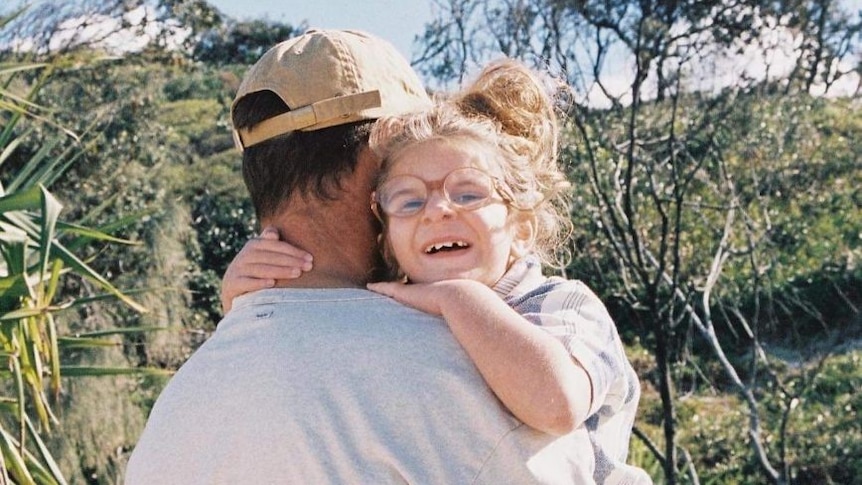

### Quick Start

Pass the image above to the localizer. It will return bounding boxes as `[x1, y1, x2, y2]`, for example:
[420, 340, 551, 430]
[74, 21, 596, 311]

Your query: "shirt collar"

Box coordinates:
[492, 254, 543, 298]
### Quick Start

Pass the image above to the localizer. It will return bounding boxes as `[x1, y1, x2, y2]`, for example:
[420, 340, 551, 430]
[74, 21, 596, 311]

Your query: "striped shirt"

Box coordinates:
[493, 256, 651, 484]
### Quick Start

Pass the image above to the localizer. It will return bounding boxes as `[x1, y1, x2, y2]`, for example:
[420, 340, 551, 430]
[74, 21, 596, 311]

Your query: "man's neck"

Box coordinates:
[273, 272, 365, 289]
[264, 248, 373, 289]
[264, 207, 378, 290]
[262, 145, 382, 290]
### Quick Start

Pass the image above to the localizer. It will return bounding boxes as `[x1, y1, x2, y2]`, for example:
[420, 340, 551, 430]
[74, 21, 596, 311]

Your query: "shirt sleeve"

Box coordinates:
[509, 279, 632, 418]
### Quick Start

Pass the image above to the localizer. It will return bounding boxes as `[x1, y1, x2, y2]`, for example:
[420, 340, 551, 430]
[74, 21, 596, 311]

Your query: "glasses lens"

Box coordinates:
[444, 169, 494, 210]
[376, 168, 498, 217]
[377, 176, 427, 217]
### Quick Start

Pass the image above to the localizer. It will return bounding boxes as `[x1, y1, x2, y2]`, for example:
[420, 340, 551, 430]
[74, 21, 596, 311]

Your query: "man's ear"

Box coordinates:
[510, 213, 537, 258]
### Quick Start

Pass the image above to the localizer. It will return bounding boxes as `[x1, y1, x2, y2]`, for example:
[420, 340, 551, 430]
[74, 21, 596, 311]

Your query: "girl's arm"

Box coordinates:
[221, 227, 313, 313]
[368, 279, 591, 436]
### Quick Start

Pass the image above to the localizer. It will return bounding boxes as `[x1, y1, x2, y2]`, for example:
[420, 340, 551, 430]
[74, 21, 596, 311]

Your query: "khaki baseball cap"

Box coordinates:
[231, 29, 431, 151]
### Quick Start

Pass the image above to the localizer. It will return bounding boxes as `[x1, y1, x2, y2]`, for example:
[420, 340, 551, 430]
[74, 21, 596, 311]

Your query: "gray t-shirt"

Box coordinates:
[125, 288, 595, 484]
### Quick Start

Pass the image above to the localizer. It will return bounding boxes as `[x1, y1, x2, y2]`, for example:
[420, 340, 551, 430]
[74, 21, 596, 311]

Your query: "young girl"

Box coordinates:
[222, 60, 649, 483]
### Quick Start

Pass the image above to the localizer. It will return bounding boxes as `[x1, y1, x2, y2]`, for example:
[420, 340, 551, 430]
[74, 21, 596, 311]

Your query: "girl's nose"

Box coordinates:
[422, 190, 456, 221]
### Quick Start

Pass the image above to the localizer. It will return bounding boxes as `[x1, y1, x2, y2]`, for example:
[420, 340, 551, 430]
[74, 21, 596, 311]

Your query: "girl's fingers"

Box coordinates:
[235, 248, 313, 272]
[366, 282, 400, 297]
[221, 228, 314, 314]
[257, 226, 280, 240]
[253, 227, 313, 262]
[221, 276, 275, 314]
[367, 282, 445, 316]
[367, 282, 421, 306]
[245, 238, 313, 263]
[233, 275, 277, 294]
[239, 263, 304, 280]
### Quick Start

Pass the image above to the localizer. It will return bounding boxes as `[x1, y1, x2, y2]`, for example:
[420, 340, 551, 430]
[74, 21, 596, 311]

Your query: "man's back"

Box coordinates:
[125, 288, 593, 484]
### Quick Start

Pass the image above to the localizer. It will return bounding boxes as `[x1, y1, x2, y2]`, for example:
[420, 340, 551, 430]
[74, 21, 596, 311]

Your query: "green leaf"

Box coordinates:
[0, 305, 70, 322]
[25, 138, 82, 190]
[0, 274, 33, 306]
[0, 135, 25, 176]
[6, 139, 63, 193]
[25, 415, 67, 485]
[54, 220, 139, 245]
[45, 259, 63, 308]
[60, 366, 174, 377]
[0, 398, 17, 415]
[50, 242, 147, 314]
[10, 355, 27, 473]
[0, 4, 28, 23]
[56, 336, 120, 348]
[0, 426, 36, 485]
[46, 312, 61, 398]
[49, 292, 142, 310]
[38, 186, 63, 289]
[0, 185, 42, 212]
[0, 220, 32, 283]
[66, 325, 171, 338]
[77, 205, 158, 236]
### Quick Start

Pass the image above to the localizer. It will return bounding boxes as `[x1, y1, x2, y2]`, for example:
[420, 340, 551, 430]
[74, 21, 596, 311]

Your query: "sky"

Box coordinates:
[6, 0, 858, 103]
[207, 0, 435, 60]
[206, 0, 861, 103]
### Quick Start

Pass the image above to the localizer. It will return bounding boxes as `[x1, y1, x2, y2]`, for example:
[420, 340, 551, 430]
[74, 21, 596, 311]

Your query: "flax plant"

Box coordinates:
[0, 34, 167, 484]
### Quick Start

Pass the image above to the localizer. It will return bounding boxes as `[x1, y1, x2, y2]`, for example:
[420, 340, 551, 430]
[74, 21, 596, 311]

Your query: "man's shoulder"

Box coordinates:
[230, 287, 384, 307]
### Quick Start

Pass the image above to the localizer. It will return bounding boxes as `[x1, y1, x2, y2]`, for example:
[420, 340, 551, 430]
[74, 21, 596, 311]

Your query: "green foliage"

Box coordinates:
[756, 350, 862, 483]
[564, 86, 861, 482]
[162, 69, 232, 102]
[0, 56, 172, 484]
[630, 347, 862, 483]
[662, 349, 862, 484]
[192, 19, 305, 66]
[566, 89, 860, 339]
[175, 151, 256, 328]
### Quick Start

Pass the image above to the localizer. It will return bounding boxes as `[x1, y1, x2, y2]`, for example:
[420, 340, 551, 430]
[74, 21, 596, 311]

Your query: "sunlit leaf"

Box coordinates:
[24, 415, 67, 485]
[60, 366, 174, 377]
[54, 220, 139, 245]
[0, 426, 36, 485]
[66, 325, 171, 338]
[0, 305, 70, 322]
[6, 140, 64, 194]
[51, 242, 147, 313]
[37, 186, 62, 289]
[56, 336, 120, 348]
[0, 185, 43, 213]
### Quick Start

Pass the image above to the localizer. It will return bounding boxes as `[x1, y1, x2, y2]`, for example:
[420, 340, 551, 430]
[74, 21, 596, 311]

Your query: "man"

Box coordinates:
[125, 29, 594, 484]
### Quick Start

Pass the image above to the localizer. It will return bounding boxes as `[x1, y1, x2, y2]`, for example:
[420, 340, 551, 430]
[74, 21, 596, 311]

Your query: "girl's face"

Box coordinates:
[380, 138, 532, 286]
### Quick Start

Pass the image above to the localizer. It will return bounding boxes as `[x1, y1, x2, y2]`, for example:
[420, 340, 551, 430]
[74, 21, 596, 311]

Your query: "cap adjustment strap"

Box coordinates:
[234, 90, 382, 151]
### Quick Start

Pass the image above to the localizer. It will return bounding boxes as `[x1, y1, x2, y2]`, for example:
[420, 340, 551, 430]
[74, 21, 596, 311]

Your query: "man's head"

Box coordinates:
[231, 29, 431, 222]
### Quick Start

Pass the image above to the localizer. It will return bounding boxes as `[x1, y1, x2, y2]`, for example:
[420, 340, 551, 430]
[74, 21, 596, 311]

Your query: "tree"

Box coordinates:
[414, 0, 861, 97]
[0, 0, 224, 57]
[192, 18, 305, 65]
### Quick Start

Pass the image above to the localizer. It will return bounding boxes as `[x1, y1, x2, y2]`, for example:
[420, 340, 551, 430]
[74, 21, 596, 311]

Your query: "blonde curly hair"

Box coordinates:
[369, 59, 573, 278]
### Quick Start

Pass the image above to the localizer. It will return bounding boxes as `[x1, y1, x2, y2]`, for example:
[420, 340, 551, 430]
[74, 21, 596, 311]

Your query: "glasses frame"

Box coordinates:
[371, 167, 515, 221]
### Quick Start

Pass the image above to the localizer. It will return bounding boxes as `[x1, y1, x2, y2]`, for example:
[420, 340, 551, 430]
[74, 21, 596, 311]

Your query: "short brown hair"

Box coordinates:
[233, 90, 374, 220]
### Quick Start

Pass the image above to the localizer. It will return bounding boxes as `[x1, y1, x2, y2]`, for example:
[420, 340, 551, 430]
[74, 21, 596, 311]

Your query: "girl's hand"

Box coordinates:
[367, 279, 486, 317]
[221, 226, 313, 313]
[367, 281, 444, 315]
